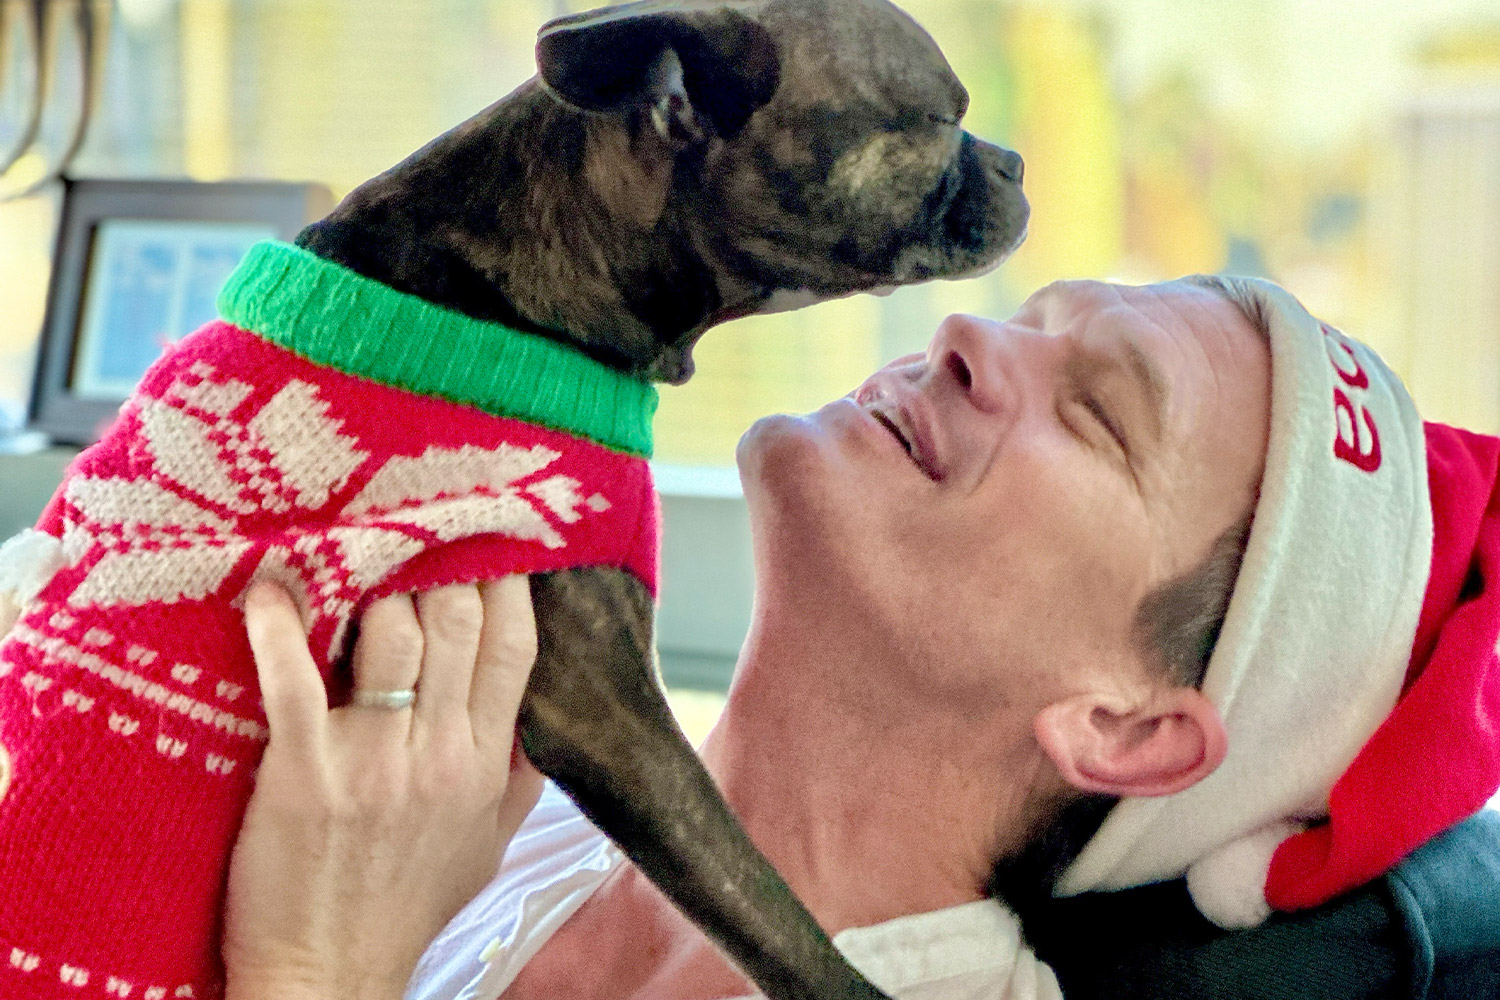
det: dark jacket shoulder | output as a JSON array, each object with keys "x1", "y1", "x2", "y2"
[{"x1": 1018, "y1": 810, "x2": 1500, "y2": 1000}]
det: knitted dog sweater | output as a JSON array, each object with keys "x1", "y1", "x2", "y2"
[{"x1": 0, "y1": 241, "x2": 660, "y2": 999}]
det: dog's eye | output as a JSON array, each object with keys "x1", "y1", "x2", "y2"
[{"x1": 927, "y1": 113, "x2": 960, "y2": 127}]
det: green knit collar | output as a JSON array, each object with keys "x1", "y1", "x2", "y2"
[{"x1": 216, "y1": 241, "x2": 657, "y2": 457}]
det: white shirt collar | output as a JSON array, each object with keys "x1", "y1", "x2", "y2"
[{"x1": 409, "y1": 784, "x2": 1061, "y2": 1000}]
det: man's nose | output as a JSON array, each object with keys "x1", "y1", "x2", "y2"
[{"x1": 927, "y1": 313, "x2": 1015, "y2": 413}]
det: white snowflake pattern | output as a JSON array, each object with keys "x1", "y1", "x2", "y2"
[{"x1": 57, "y1": 362, "x2": 613, "y2": 657}]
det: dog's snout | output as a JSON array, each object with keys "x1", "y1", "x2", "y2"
[{"x1": 996, "y1": 148, "x2": 1024, "y2": 184}]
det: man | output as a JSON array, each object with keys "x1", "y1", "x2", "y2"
[
  {"x1": 421, "y1": 276, "x2": 1273, "y2": 1000},
  {"x1": 10, "y1": 276, "x2": 1499, "y2": 998}
]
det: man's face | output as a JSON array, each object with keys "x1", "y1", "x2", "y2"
[{"x1": 737, "y1": 278, "x2": 1272, "y2": 708}]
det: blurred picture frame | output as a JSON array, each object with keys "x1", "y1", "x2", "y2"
[{"x1": 30, "y1": 178, "x2": 334, "y2": 445}]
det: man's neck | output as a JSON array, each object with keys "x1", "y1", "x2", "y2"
[
  {"x1": 696, "y1": 608, "x2": 1049, "y2": 938},
  {"x1": 510, "y1": 598, "x2": 1054, "y2": 1000}
]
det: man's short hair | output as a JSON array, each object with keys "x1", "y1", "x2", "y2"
[{"x1": 1134, "y1": 513, "x2": 1254, "y2": 688}]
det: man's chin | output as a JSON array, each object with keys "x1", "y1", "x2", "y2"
[
  {"x1": 734, "y1": 418, "x2": 793, "y2": 509},
  {"x1": 738, "y1": 409, "x2": 874, "y2": 521},
  {"x1": 737, "y1": 411, "x2": 823, "y2": 477}
]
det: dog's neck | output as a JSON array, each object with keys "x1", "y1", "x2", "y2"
[
  {"x1": 295, "y1": 80, "x2": 745, "y2": 384},
  {"x1": 218, "y1": 240, "x2": 659, "y2": 456}
]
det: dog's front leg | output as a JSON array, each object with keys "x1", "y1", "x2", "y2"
[{"x1": 522, "y1": 567, "x2": 892, "y2": 1000}]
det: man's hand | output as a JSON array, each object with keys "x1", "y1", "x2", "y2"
[{"x1": 224, "y1": 578, "x2": 545, "y2": 1000}]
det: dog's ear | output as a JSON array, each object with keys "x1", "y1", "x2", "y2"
[{"x1": 537, "y1": 3, "x2": 780, "y2": 145}]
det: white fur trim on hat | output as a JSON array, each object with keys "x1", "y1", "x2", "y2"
[
  {"x1": 1185, "y1": 818, "x2": 1305, "y2": 929},
  {"x1": 1054, "y1": 277, "x2": 1434, "y2": 925}
]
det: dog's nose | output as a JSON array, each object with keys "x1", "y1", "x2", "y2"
[{"x1": 996, "y1": 148, "x2": 1024, "y2": 184}]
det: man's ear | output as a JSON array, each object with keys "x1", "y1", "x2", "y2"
[
  {"x1": 536, "y1": 4, "x2": 781, "y2": 145},
  {"x1": 1033, "y1": 686, "x2": 1227, "y2": 798}
]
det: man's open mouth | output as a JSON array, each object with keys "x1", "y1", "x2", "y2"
[
  {"x1": 871, "y1": 409, "x2": 913, "y2": 456},
  {"x1": 866, "y1": 404, "x2": 938, "y2": 480}
]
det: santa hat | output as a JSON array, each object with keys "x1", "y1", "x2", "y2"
[{"x1": 1054, "y1": 275, "x2": 1500, "y2": 929}]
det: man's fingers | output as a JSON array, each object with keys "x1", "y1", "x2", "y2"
[
  {"x1": 343, "y1": 593, "x2": 424, "y2": 743},
  {"x1": 243, "y1": 583, "x2": 327, "y2": 752},
  {"x1": 413, "y1": 585, "x2": 485, "y2": 729},
  {"x1": 469, "y1": 576, "x2": 538, "y2": 754},
  {"x1": 350, "y1": 594, "x2": 424, "y2": 697}
]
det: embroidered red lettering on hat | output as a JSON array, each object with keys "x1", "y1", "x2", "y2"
[{"x1": 1324, "y1": 326, "x2": 1381, "y2": 473}]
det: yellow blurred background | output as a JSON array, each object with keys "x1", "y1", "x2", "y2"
[
  {"x1": 4, "y1": 0, "x2": 1500, "y2": 730},
  {"x1": 2, "y1": 0, "x2": 1500, "y2": 458}
]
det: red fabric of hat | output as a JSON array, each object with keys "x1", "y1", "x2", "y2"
[{"x1": 1267, "y1": 422, "x2": 1500, "y2": 910}]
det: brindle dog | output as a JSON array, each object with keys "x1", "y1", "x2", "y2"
[{"x1": 297, "y1": 1, "x2": 1028, "y2": 997}]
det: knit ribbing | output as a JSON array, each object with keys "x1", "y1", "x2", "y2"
[{"x1": 216, "y1": 241, "x2": 658, "y2": 457}]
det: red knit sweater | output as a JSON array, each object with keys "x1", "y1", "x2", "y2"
[{"x1": 0, "y1": 242, "x2": 660, "y2": 999}]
